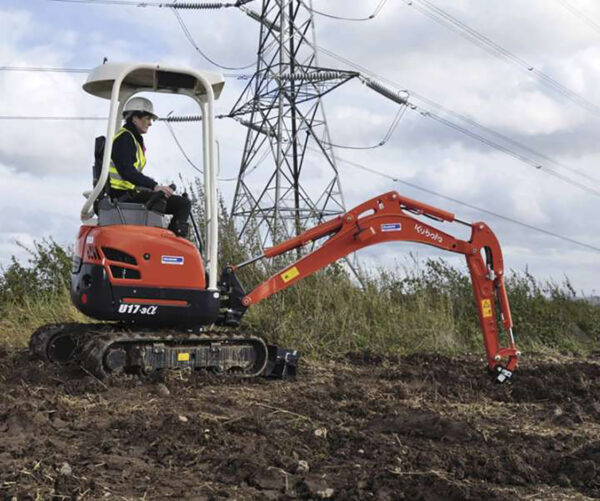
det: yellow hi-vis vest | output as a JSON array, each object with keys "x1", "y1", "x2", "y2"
[{"x1": 109, "y1": 127, "x2": 146, "y2": 191}]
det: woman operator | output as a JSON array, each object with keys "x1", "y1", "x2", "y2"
[{"x1": 109, "y1": 96, "x2": 191, "y2": 238}]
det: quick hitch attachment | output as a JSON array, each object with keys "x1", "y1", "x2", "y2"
[{"x1": 493, "y1": 365, "x2": 514, "y2": 384}]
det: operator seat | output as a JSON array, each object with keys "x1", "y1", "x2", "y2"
[{"x1": 91, "y1": 135, "x2": 166, "y2": 229}]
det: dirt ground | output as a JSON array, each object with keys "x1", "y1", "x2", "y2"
[{"x1": 1, "y1": 346, "x2": 599, "y2": 501}]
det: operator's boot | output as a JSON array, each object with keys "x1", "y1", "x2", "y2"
[{"x1": 168, "y1": 220, "x2": 190, "y2": 238}]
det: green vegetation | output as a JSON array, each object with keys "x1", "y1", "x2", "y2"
[
  {"x1": 1, "y1": 197, "x2": 598, "y2": 357},
  {"x1": 0, "y1": 240, "x2": 87, "y2": 346},
  {"x1": 238, "y1": 256, "x2": 600, "y2": 359}
]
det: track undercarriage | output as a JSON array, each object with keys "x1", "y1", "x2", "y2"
[{"x1": 30, "y1": 323, "x2": 298, "y2": 380}]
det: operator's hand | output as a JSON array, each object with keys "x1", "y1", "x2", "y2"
[{"x1": 154, "y1": 185, "x2": 174, "y2": 198}]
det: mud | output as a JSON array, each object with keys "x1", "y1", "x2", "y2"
[{"x1": 1, "y1": 346, "x2": 599, "y2": 500}]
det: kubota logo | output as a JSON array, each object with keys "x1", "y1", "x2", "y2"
[{"x1": 414, "y1": 224, "x2": 443, "y2": 244}]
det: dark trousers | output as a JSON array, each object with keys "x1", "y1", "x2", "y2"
[{"x1": 111, "y1": 189, "x2": 191, "y2": 231}]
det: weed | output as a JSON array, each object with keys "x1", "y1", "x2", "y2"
[{"x1": 0, "y1": 195, "x2": 598, "y2": 356}]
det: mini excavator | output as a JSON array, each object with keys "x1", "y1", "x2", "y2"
[{"x1": 29, "y1": 63, "x2": 520, "y2": 383}]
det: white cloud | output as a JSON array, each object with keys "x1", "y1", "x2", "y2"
[{"x1": 0, "y1": 0, "x2": 598, "y2": 295}]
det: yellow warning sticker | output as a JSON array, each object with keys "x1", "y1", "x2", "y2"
[
  {"x1": 177, "y1": 353, "x2": 190, "y2": 362},
  {"x1": 281, "y1": 266, "x2": 300, "y2": 283},
  {"x1": 481, "y1": 299, "x2": 493, "y2": 318}
]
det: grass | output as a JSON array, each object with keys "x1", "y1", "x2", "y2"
[
  {"x1": 0, "y1": 288, "x2": 87, "y2": 347},
  {"x1": 1, "y1": 195, "x2": 598, "y2": 358},
  {"x1": 240, "y1": 260, "x2": 600, "y2": 359}
]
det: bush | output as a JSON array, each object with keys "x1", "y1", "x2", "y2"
[
  {"x1": 0, "y1": 239, "x2": 71, "y2": 305},
  {"x1": 0, "y1": 187, "x2": 598, "y2": 356},
  {"x1": 0, "y1": 239, "x2": 86, "y2": 347}
]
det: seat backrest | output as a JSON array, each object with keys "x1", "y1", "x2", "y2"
[
  {"x1": 93, "y1": 136, "x2": 106, "y2": 187},
  {"x1": 92, "y1": 136, "x2": 107, "y2": 216}
]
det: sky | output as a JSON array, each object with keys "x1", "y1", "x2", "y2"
[{"x1": 1, "y1": 0, "x2": 599, "y2": 296}]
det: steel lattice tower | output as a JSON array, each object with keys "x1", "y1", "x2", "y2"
[{"x1": 230, "y1": 0, "x2": 357, "y2": 246}]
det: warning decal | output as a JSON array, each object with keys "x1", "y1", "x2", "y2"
[
  {"x1": 281, "y1": 266, "x2": 300, "y2": 283},
  {"x1": 481, "y1": 299, "x2": 493, "y2": 318}
]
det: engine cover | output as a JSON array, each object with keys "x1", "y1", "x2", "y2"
[{"x1": 71, "y1": 225, "x2": 220, "y2": 327}]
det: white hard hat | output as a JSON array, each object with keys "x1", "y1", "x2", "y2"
[{"x1": 123, "y1": 97, "x2": 158, "y2": 119}]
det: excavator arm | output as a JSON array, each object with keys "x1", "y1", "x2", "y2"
[{"x1": 226, "y1": 191, "x2": 519, "y2": 383}]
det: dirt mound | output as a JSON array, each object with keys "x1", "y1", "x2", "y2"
[{"x1": 1, "y1": 349, "x2": 599, "y2": 500}]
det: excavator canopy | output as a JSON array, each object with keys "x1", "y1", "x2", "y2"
[{"x1": 82, "y1": 62, "x2": 225, "y2": 100}]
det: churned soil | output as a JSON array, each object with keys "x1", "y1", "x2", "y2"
[{"x1": 1, "y1": 345, "x2": 599, "y2": 500}]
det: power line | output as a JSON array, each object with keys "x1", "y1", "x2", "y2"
[
  {"x1": 47, "y1": 0, "x2": 244, "y2": 8},
  {"x1": 0, "y1": 114, "x2": 233, "y2": 121},
  {"x1": 48, "y1": 0, "x2": 169, "y2": 5},
  {"x1": 403, "y1": 0, "x2": 600, "y2": 120},
  {"x1": 4, "y1": 60, "x2": 599, "y2": 196},
  {"x1": 48, "y1": 0, "x2": 259, "y2": 72},
  {"x1": 0, "y1": 116, "x2": 105, "y2": 120},
  {"x1": 420, "y1": 110, "x2": 600, "y2": 199},
  {"x1": 170, "y1": 8, "x2": 257, "y2": 70},
  {"x1": 165, "y1": 115, "x2": 268, "y2": 180},
  {"x1": 324, "y1": 104, "x2": 408, "y2": 150},
  {"x1": 555, "y1": 0, "x2": 600, "y2": 36},
  {"x1": 408, "y1": 90, "x2": 600, "y2": 185},
  {"x1": 162, "y1": 119, "x2": 238, "y2": 181},
  {"x1": 327, "y1": 151, "x2": 600, "y2": 254},
  {"x1": 0, "y1": 65, "x2": 252, "y2": 79},
  {"x1": 299, "y1": 0, "x2": 389, "y2": 22},
  {"x1": 0, "y1": 66, "x2": 89, "y2": 73},
  {"x1": 309, "y1": 43, "x2": 600, "y2": 194},
  {"x1": 6, "y1": 86, "x2": 598, "y2": 198}
]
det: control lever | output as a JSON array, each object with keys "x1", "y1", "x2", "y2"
[{"x1": 145, "y1": 184, "x2": 176, "y2": 212}]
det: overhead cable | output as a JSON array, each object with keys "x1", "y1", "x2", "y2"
[
  {"x1": 171, "y1": 8, "x2": 257, "y2": 70},
  {"x1": 554, "y1": 0, "x2": 600, "y2": 36},
  {"x1": 326, "y1": 151, "x2": 600, "y2": 254},
  {"x1": 309, "y1": 43, "x2": 600, "y2": 192},
  {"x1": 47, "y1": 0, "x2": 241, "y2": 8},
  {"x1": 0, "y1": 65, "x2": 252, "y2": 79},
  {"x1": 324, "y1": 104, "x2": 408, "y2": 150},
  {"x1": 428, "y1": 111, "x2": 600, "y2": 198},
  {"x1": 0, "y1": 116, "x2": 106, "y2": 120},
  {"x1": 299, "y1": 0, "x2": 389, "y2": 22},
  {"x1": 0, "y1": 114, "x2": 231, "y2": 121},
  {"x1": 409, "y1": 89, "x2": 600, "y2": 185},
  {"x1": 48, "y1": 0, "x2": 260, "y2": 69},
  {"x1": 162, "y1": 119, "x2": 238, "y2": 181},
  {"x1": 0, "y1": 66, "x2": 89, "y2": 73},
  {"x1": 403, "y1": 0, "x2": 600, "y2": 119}
]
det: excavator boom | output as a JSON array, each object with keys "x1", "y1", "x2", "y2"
[{"x1": 231, "y1": 191, "x2": 519, "y2": 382}]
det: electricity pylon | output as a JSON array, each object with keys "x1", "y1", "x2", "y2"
[{"x1": 230, "y1": 0, "x2": 357, "y2": 246}]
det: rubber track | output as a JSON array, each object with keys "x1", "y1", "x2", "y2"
[{"x1": 30, "y1": 323, "x2": 268, "y2": 379}]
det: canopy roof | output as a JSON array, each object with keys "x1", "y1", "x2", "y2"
[{"x1": 82, "y1": 62, "x2": 225, "y2": 100}]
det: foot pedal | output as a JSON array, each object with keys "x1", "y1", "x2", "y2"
[{"x1": 264, "y1": 345, "x2": 300, "y2": 378}]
